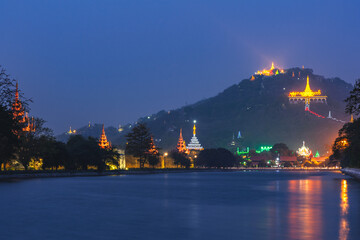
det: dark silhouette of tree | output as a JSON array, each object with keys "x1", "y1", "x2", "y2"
[
  {"x1": 332, "y1": 119, "x2": 360, "y2": 168},
  {"x1": 66, "y1": 135, "x2": 103, "y2": 170},
  {"x1": 125, "y1": 123, "x2": 152, "y2": 168},
  {"x1": 170, "y1": 151, "x2": 191, "y2": 168},
  {"x1": 16, "y1": 117, "x2": 53, "y2": 170},
  {"x1": 345, "y1": 79, "x2": 360, "y2": 116},
  {"x1": 0, "y1": 106, "x2": 19, "y2": 171},
  {"x1": 147, "y1": 155, "x2": 160, "y2": 168},
  {"x1": 271, "y1": 143, "x2": 292, "y2": 156},
  {"x1": 37, "y1": 136, "x2": 67, "y2": 170},
  {"x1": 195, "y1": 148, "x2": 236, "y2": 168}
]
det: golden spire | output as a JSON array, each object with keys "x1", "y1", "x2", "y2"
[
  {"x1": 270, "y1": 62, "x2": 275, "y2": 70},
  {"x1": 193, "y1": 121, "x2": 196, "y2": 136},
  {"x1": 350, "y1": 114, "x2": 354, "y2": 123},
  {"x1": 304, "y1": 76, "x2": 312, "y2": 92}
]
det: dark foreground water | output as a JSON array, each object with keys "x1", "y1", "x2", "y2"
[{"x1": 0, "y1": 171, "x2": 359, "y2": 240}]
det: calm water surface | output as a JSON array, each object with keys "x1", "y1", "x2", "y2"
[{"x1": 0, "y1": 171, "x2": 359, "y2": 240}]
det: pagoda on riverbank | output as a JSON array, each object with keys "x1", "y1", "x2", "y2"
[
  {"x1": 99, "y1": 124, "x2": 111, "y2": 149},
  {"x1": 187, "y1": 121, "x2": 204, "y2": 151},
  {"x1": 177, "y1": 129, "x2": 189, "y2": 154},
  {"x1": 12, "y1": 82, "x2": 35, "y2": 133}
]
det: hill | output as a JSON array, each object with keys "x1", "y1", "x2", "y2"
[{"x1": 57, "y1": 67, "x2": 353, "y2": 154}]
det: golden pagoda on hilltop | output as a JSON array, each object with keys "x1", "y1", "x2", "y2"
[
  {"x1": 99, "y1": 124, "x2": 111, "y2": 149},
  {"x1": 12, "y1": 82, "x2": 35, "y2": 133},
  {"x1": 177, "y1": 129, "x2": 189, "y2": 154},
  {"x1": 255, "y1": 62, "x2": 284, "y2": 76},
  {"x1": 288, "y1": 76, "x2": 327, "y2": 111}
]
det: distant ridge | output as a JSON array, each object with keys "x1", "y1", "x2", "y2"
[{"x1": 56, "y1": 67, "x2": 353, "y2": 154}]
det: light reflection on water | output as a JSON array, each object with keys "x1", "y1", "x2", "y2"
[
  {"x1": 287, "y1": 179, "x2": 323, "y2": 240},
  {"x1": 0, "y1": 171, "x2": 359, "y2": 240},
  {"x1": 339, "y1": 179, "x2": 349, "y2": 240}
]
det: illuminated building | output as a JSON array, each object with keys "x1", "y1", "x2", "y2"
[
  {"x1": 98, "y1": 124, "x2": 111, "y2": 149},
  {"x1": 350, "y1": 114, "x2": 354, "y2": 123},
  {"x1": 187, "y1": 120, "x2": 204, "y2": 151},
  {"x1": 256, "y1": 146, "x2": 272, "y2": 153},
  {"x1": 12, "y1": 82, "x2": 35, "y2": 133},
  {"x1": 230, "y1": 133, "x2": 236, "y2": 146},
  {"x1": 12, "y1": 82, "x2": 25, "y2": 122},
  {"x1": 147, "y1": 136, "x2": 158, "y2": 155},
  {"x1": 254, "y1": 62, "x2": 285, "y2": 76},
  {"x1": 22, "y1": 114, "x2": 35, "y2": 132},
  {"x1": 297, "y1": 141, "x2": 312, "y2": 157},
  {"x1": 288, "y1": 76, "x2": 327, "y2": 111},
  {"x1": 67, "y1": 126, "x2": 76, "y2": 135},
  {"x1": 238, "y1": 131, "x2": 242, "y2": 139},
  {"x1": 176, "y1": 129, "x2": 189, "y2": 153}
]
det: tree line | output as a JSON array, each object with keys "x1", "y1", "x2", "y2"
[
  {"x1": 0, "y1": 66, "x2": 118, "y2": 171},
  {"x1": 332, "y1": 79, "x2": 360, "y2": 168}
]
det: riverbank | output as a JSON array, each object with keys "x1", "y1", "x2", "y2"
[
  {"x1": 0, "y1": 167, "x2": 341, "y2": 180},
  {"x1": 341, "y1": 168, "x2": 360, "y2": 180}
]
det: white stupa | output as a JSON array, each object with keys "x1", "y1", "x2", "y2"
[{"x1": 187, "y1": 120, "x2": 204, "y2": 151}]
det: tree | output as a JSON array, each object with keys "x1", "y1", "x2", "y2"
[
  {"x1": 125, "y1": 123, "x2": 152, "y2": 168},
  {"x1": 66, "y1": 135, "x2": 103, "y2": 170},
  {"x1": 195, "y1": 148, "x2": 236, "y2": 169},
  {"x1": 0, "y1": 106, "x2": 18, "y2": 171},
  {"x1": 147, "y1": 155, "x2": 160, "y2": 168},
  {"x1": 37, "y1": 136, "x2": 67, "y2": 170},
  {"x1": 170, "y1": 151, "x2": 191, "y2": 168},
  {"x1": 271, "y1": 143, "x2": 292, "y2": 156},
  {"x1": 331, "y1": 120, "x2": 360, "y2": 168},
  {"x1": 345, "y1": 79, "x2": 360, "y2": 116},
  {"x1": 16, "y1": 117, "x2": 53, "y2": 170}
]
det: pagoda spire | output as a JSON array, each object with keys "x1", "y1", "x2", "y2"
[
  {"x1": 304, "y1": 76, "x2": 312, "y2": 92},
  {"x1": 270, "y1": 62, "x2": 274, "y2": 70},
  {"x1": 193, "y1": 121, "x2": 196, "y2": 136},
  {"x1": 12, "y1": 81, "x2": 25, "y2": 122},
  {"x1": 99, "y1": 124, "x2": 111, "y2": 149},
  {"x1": 147, "y1": 136, "x2": 158, "y2": 155},
  {"x1": 177, "y1": 129, "x2": 188, "y2": 153},
  {"x1": 350, "y1": 114, "x2": 354, "y2": 123}
]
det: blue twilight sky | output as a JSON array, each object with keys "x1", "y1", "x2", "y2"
[{"x1": 0, "y1": 0, "x2": 359, "y2": 134}]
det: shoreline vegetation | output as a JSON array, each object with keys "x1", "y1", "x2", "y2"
[
  {"x1": 0, "y1": 167, "x2": 343, "y2": 181},
  {"x1": 1, "y1": 69, "x2": 360, "y2": 178}
]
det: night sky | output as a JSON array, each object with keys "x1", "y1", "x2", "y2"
[{"x1": 0, "y1": 0, "x2": 359, "y2": 134}]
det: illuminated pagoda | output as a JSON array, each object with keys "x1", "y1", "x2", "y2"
[
  {"x1": 22, "y1": 114, "x2": 35, "y2": 132},
  {"x1": 99, "y1": 124, "x2": 111, "y2": 149},
  {"x1": 288, "y1": 76, "x2": 327, "y2": 111},
  {"x1": 147, "y1": 136, "x2": 159, "y2": 155},
  {"x1": 255, "y1": 62, "x2": 284, "y2": 76},
  {"x1": 12, "y1": 82, "x2": 35, "y2": 133},
  {"x1": 177, "y1": 129, "x2": 189, "y2": 153},
  {"x1": 296, "y1": 141, "x2": 312, "y2": 158},
  {"x1": 12, "y1": 82, "x2": 25, "y2": 122},
  {"x1": 187, "y1": 121, "x2": 204, "y2": 151},
  {"x1": 67, "y1": 126, "x2": 76, "y2": 135}
]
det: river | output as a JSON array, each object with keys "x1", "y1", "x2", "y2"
[{"x1": 0, "y1": 171, "x2": 359, "y2": 240}]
